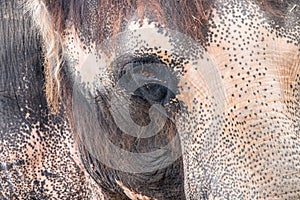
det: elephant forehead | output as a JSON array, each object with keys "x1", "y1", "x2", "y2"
[{"x1": 207, "y1": 0, "x2": 299, "y2": 101}]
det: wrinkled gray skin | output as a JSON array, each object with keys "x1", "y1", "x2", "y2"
[
  {"x1": 1, "y1": 0, "x2": 300, "y2": 199},
  {"x1": 0, "y1": 1, "x2": 99, "y2": 199}
]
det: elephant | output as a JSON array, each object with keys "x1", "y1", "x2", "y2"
[{"x1": 1, "y1": 0, "x2": 299, "y2": 199}]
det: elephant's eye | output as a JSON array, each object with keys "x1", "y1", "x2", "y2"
[
  {"x1": 118, "y1": 58, "x2": 178, "y2": 108},
  {"x1": 134, "y1": 82, "x2": 175, "y2": 106}
]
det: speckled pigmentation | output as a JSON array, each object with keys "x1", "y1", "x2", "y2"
[{"x1": 1, "y1": 0, "x2": 299, "y2": 199}]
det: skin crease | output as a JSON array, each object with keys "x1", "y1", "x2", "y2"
[{"x1": 1, "y1": 0, "x2": 299, "y2": 200}]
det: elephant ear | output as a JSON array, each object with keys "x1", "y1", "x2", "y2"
[{"x1": 25, "y1": 0, "x2": 64, "y2": 113}]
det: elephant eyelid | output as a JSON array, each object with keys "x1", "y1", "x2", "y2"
[{"x1": 114, "y1": 54, "x2": 164, "y2": 78}]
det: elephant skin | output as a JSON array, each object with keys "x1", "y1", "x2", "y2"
[{"x1": 0, "y1": 0, "x2": 299, "y2": 199}]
